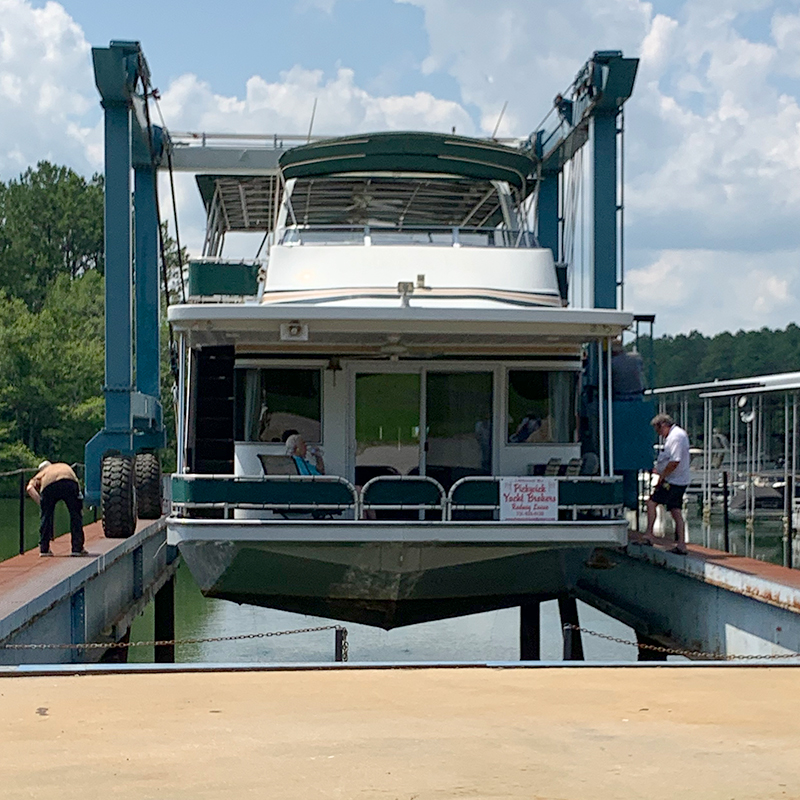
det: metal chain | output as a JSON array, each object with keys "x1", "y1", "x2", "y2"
[
  {"x1": 1, "y1": 625, "x2": 348, "y2": 662},
  {"x1": 564, "y1": 624, "x2": 800, "y2": 661}
]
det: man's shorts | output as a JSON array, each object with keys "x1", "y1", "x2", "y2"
[{"x1": 650, "y1": 482, "x2": 687, "y2": 511}]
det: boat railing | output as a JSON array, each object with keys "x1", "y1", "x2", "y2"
[
  {"x1": 278, "y1": 225, "x2": 536, "y2": 249},
  {"x1": 171, "y1": 474, "x2": 359, "y2": 517},
  {"x1": 447, "y1": 476, "x2": 624, "y2": 521},
  {"x1": 360, "y1": 475, "x2": 446, "y2": 520},
  {"x1": 170, "y1": 473, "x2": 624, "y2": 521}
]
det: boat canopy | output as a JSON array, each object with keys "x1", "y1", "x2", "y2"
[{"x1": 278, "y1": 132, "x2": 537, "y2": 192}]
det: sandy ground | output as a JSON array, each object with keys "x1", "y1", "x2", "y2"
[{"x1": 1, "y1": 666, "x2": 798, "y2": 799}]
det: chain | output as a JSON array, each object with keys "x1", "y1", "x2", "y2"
[
  {"x1": 1, "y1": 625, "x2": 348, "y2": 662},
  {"x1": 564, "y1": 624, "x2": 800, "y2": 661}
]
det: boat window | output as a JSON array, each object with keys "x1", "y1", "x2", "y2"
[
  {"x1": 355, "y1": 373, "x2": 421, "y2": 481},
  {"x1": 507, "y1": 370, "x2": 576, "y2": 444},
  {"x1": 426, "y1": 372, "x2": 493, "y2": 489},
  {"x1": 234, "y1": 368, "x2": 321, "y2": 443}
]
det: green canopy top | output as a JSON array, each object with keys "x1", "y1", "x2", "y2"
[{"x1": 278, "y1": 131, "x2": 537, "y2": 192}]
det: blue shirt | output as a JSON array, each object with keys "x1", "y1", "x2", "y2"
[{"x1": 292, "y1": 456, "x2": 321, "y2": 476}]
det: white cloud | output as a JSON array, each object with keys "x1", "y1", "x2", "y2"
[
  {"x1": 626, "y1": 248, "x2": 800, "y2": 333},
  {"x1": 0, "y1": 0, "x2": 97, "y2": 177}
]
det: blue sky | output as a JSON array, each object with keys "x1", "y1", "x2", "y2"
[{"x1": 4, "y1": 0, "x2": 800, "y2": 336}]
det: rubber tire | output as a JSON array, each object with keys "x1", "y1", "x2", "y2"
[
  {"x1": 135, "y1": 452, "x2": 162, "y2": 519},
  {"x1": 101, "y1": 454, "x2": 137, "y2": 539}
]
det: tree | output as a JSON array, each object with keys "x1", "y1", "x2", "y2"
[{"x1": 0, "y1": 162, "x2": 103, "y2": 310}]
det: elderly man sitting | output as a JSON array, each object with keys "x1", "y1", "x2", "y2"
[{"x1": 285, "y1": 434, "x2": 325, "y2": 476}]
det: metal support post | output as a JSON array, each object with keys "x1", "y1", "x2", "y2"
[
  {"x1": 558, "y1": 596, "x2": 584, "y2": 661},
  {"x1": 520, "y1": 601, "x2": 541, "y2": 661},
  {"x1": 722, "y1": 471, "x2": 730, "y2": 553},
  {"x1": 535, "y1": 171, "x2": 559, "y2": 260},
  {"x1": 154, "y1": 575, "x2": 175, "y2": 663},
  {"x1": 636, "y1": 632, "x2": 667, "y2": 661},
  {"x1": 18, "y1": 471, "x2": 25, "y2": 555},
  {"x1": 70, "y1": 589, "x2": 86, "y2": 663},
  {"x1": 133, "y1": 166, "x2": 161, "y2": 400},
  {"x1": 335, "y1": 628, "x2": 346, "y2": 662},
  {"x1": 590, "y1": 110, "x2": 618, "y2": 309}
]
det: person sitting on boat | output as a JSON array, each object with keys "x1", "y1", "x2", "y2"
[
  {"x1": 285, "y1": 434, "x2": 325, "y2": 475},
  {"x1": 643, "y1": 414, "x2": 690, "y2": 554},
  {"x1": 510, "y1": 413, "x2": 543, "y2": 443}
]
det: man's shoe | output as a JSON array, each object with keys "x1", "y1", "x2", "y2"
[
  {"x1": 39, "y1": 550, "x2": 54, "y2": 557},
  {"x1": 71, "y1": 548, "x2": 90, "y2": 557}
]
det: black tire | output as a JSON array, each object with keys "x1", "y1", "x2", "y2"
[
  {"x1": 135, "y1": 452, "x2": 162, "y2": 519},
  {"x1": 101, "y1": 455, "x2": 136, "y2": 538}
]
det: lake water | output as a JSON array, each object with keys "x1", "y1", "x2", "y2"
[{"x1": 0, "y1": 497, "x2": 788, "y2": 664}]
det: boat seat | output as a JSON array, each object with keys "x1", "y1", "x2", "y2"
[
  {"x1": 258, "y1": 455, "x2": 300, "y2": 475},
  {"x1": 564, "y1": 458, "x2": 582, "y2": 477},
  {"x1": 360, "y1": 476, "x2": 445, "y2": 520}
]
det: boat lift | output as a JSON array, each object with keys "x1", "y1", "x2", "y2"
[{"x1": 84, "y1": 41, "x2": 648, "y2": 537}]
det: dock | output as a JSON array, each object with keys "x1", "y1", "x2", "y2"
[
  {"x1": 0, "y1": 664, "x2": 798, "y2": 799},
  {"x1": 0, "y1": 518, "x2": 174, "y2": 663}
]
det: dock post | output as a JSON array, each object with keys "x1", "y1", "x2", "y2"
[
  {"x1": 520, "y1": 601, "x2": 541, "y2": 660},
  {"x1": 786, "y1": 474, "x2": 794, "y2": 570},
  {"x1": 18, "y1": 471, "x2": 25, "y2": 555},
  {"x1": 636, "y1": 632, "x2": 667, "y2": 661},
  {"x1": 154, "y1": 575, "x2": 175, "y2": 663},
  {"x1": 334, "y1": 627, "x2": 345, "y2": 662},
  {"x1": 722, "y1": 471, "x2": 730, "y2": 553},
  {"x1": 558, "y1": 596, "x2": 584, "y2": 661}
]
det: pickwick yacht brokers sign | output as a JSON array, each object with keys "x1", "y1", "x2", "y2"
[{"x1": 499, "y1": 478, "x2": 558, "y2": 521}]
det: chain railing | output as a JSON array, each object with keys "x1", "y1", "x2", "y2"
[
  {"x1": 0, "y1": 624, "x2": 349, "y2": 662},
  {"x1": 564, "y1": 624, "x2": 800, "y2": 661}
]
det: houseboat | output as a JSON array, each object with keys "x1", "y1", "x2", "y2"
[{"x1": 165, "y1": 131, "x2": 651, "y2": 629}]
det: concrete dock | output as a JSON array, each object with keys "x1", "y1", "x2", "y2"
[
  {"x1": 0, "y1": 519, "x2": 173, "y2": 662},
  {"x1": 0, "y1": 665, "x2": 798, "y2": 799}
]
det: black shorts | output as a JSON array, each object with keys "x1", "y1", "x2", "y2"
[{"x1": 650, "y1": 482, "x2": 687, "y2": 511}]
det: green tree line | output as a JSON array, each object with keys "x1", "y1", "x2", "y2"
[
  {"x1": 637, "y1": 327, "x2": 800, "y2": 389},
  {"x1": 0, "y1": 161, "x2": 181, "y2": 473}
]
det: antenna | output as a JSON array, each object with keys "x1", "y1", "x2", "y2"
[
  {"x1": 491, "y1": 100, "x2": 508, "y2": 139},
  {"x1": 306, "y1": 97, "x2": 318, "y2": 143}
]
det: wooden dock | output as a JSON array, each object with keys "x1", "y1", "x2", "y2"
[{"x1": 0, "y1": 665, "x2": 798, "y2": 799}]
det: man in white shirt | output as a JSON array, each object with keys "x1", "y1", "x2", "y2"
[{"x1": 644, "y1": 414, "x2": 691, "y2": 554}]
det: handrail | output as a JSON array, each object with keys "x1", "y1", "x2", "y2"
[
  {"x1": 278, "y1": 224, "x2": 536, "y2": 249},
  {"x1": 169, "y1": 473, "x2": 624, "y2": 522},
  {"x1": 360, "y1": 475, "x2": 446, "y2": 520},
  {"x1": 447, "y1": 474, "x2": 624, "y2": 521}
]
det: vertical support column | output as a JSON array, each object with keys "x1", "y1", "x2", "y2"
[
  {"x1": 535, "y1": 171, "x2": 559, "y2": 259},
  {"x1": 70, "y1": 589, "x2": 86, "y2": 664},
  {"x1": 590, "y1": 110, "x2": 618, "y2": 309},
  {"x1": 558, "y1": 596, "x2": 584, "y2": 661},
  {"x1": 520, "y1": 600, "x2": 541, "y2": 661},
  {"x1": 133, "y1": 166, "x2": 161, "y2": 400},
  {"x1": 103, "y1": 102, "x2": 134, "y2": 432},
  {"x1": 154, "y1": 575, "x2": 175, "y2": 663}
]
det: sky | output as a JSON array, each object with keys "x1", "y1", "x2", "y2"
[{"x1": 1, "y1": 0, "x2": 800, "y2": 337}]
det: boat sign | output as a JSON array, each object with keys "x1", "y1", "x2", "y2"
[{"x1": 499, "y1": 478, "x2": 559, "y2": 521}]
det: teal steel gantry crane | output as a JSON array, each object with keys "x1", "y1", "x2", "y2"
[{"x1": 85, "y1": 41, "x2": 166, "y2": 536}]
